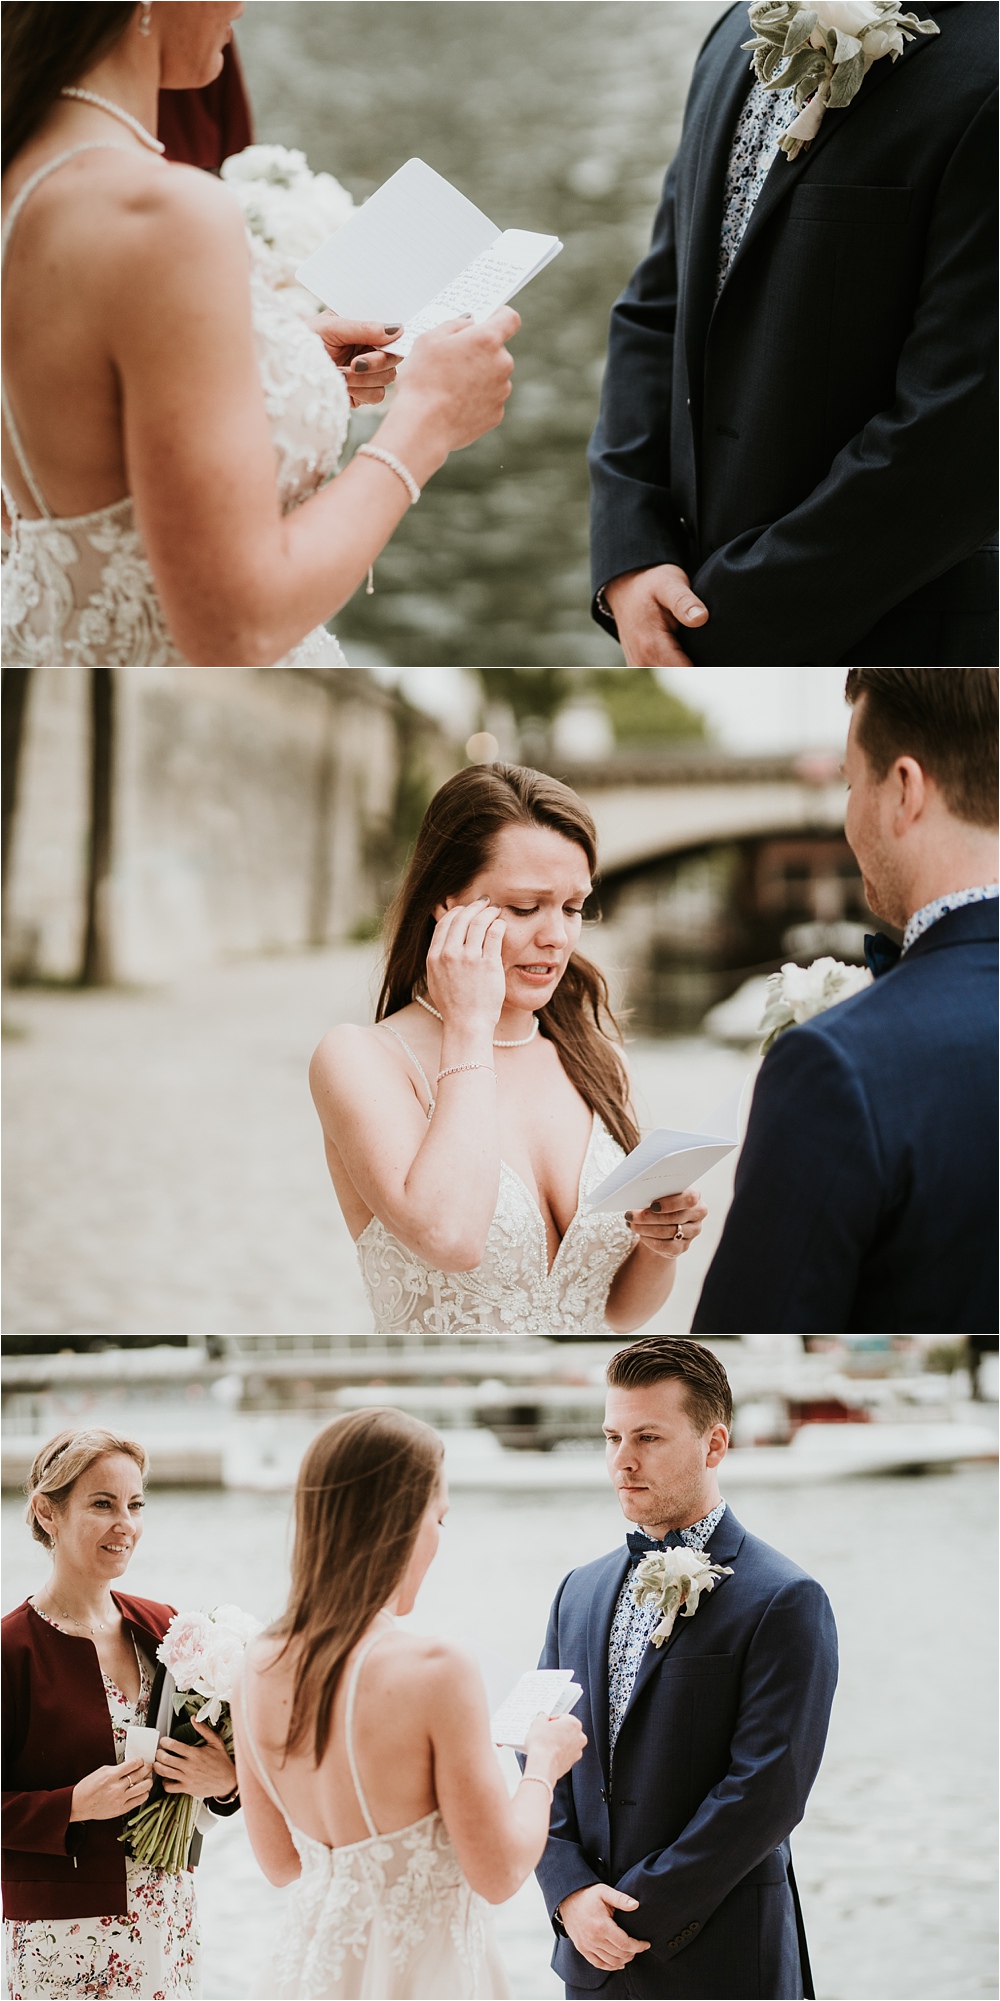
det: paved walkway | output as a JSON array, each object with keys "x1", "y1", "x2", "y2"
[{"x1": 3, "y1": 948, "x2": 752, "y2": 1334}]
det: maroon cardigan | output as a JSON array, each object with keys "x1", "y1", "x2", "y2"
[{"x1": 2, "y1": 1592, "x2": 175, "y2": 1920}]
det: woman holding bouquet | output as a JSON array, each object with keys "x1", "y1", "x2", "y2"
[
  {"x1": 2, "y1": 1427, "x2": 238, "y2": 2000},
  {"x1": 1, "y1": 2, "x2": 518, "y2": 664},
  {"x1": 235, "y1": 1407, "x2": 586, "y2": 1999}
]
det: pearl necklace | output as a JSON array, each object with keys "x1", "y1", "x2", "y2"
[
  {"x1": 413, "y1": 991, "x2": 539, "y2": 1047},
  {"x1": 60, "y1": 88, "x2": 165, "y2": 154}
]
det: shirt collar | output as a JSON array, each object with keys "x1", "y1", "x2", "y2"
[
  {"x1": 902, "y1": 883, "x2": 998, "y2": 954},
  {"x1": 631, "y1": 1498, "x2": 727, "y2": 1555}
]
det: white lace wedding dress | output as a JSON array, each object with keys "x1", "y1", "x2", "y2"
[
  {"x1": 356, "y1": 1026, "x2": 636, "y2": 1333},
  {"x1": 1, "y1": 144, "x2": 349, "y2": 666},
  {"x1": 236, "y1": 1631, "x2": 510, "y2": 2001}
]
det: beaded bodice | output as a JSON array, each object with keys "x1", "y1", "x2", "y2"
[{"x1": 357, "y1": 1112, "x2": 636, "y2": 1334}]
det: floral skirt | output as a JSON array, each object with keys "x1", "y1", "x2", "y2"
[{"x1": 4, "y1": 1861, "x2": 199, "y2": 2000}]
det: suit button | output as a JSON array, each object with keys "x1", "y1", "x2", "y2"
[
  {"x1": 686, "y1": 397, "x2": 691, "y2": 408},
  {"x1": 678, "y1": 516, "x2": 687, "y2": 530}
]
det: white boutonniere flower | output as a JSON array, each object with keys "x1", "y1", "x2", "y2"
[
  {"x1": 758, "y1": 955, "x2": 873, "y2": 1053},
  {"x1": 631, "y1": 1548, "x2": 735, "y2": 1648},
  {"x1": 743, "y1": 1, "x2": 940, "y2": 159}
]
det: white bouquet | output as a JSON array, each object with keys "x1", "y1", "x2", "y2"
[
  {"x1": 121, "y1": 1603, "x2": 262, "y2": 1873},
  {"x1": 758, "y1": 956, "x2": 873, "y2": 1053},
  {"x1": 744, "y1": 1, "x2": 939, "y2": 157},
  {"x1": 221, "y1": 143, "x2": 355, "y2": 309}
]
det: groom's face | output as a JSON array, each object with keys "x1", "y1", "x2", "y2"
[
  {"x1": 603, "y1": 1380, "x2": 727, "y2": 1536},
  {"x1": 843, "y1": 698, "x2": 909, "y2": 928}
]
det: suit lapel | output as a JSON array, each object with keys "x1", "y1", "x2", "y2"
[
  {"x1": 588, "y1": 1548, "x2": 631, "y2": 1784},
  {"x1": 615, "y1": 1506, "x2": 747, "y2": 1741},
  {"x1": 682, "y1": 15, "x2": 756, "y2": 417},
  {"x1": 722, "y1": 4, "x2": 957, "y2": 293}
]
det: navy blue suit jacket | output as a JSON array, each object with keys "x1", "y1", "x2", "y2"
[
  {"x1": 534, "y1": 1509, "x2": 838, "y2": 2000},
  {"x1": 693, "y1": 900, "x2": 999, "y2": 1333},
  {"x1": 589, "y1": 2, "x2": 998, "y2": 664}
]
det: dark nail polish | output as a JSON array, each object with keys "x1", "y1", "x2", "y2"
[
  {"x1": 624, "y1": 1212, "x2": 633, "y2": 1223},
  {"x1": 354, "y1": 359, "x2": 369, "y2": 373},
  {"x1": 650, "y1": 1201, "x2": 661, "y2": 1212},
  {"x1": 383, "y1": 324, "x2": 403, "y2": 335}
]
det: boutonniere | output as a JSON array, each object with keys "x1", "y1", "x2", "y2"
[
  {"x1": 757, "y1": 955, "x2": 873, "y2": 1053},
  {"x1": 743, "y1": 2, "x2": 940, "y2": 159},
  {"x1": 631, "y1": 1548, "x2": 734, "y2": 1649}
]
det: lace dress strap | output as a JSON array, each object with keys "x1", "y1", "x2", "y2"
[
  {"x1": 1, "y1": 143, "x2": 135, "y2": 520},
  {"x1": 382, "y1": 1025, "x2": 436, "y2": 1119},
  {"x1": 344, "y1": 1628, "x2": 392, "y2": 1839}
]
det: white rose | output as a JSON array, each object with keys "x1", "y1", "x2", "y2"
[
  {"x1": 810, "y1": 2, "x2": 882, "y2": 34},
  {"x1": 863, "y1": 24, "x2": 905, "y2": 57}
]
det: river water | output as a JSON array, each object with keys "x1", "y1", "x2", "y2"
[
  {"x1": 233, "y1": 2, "x2": 728, "y2": 667},
  {"x1": 3, "y1": 1464, "x2": 996, "y2": 2001}
]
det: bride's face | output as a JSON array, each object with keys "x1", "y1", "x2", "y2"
[
  {"x1": 394, "y1": 1477, "x2": 450, "y2": 1616},
  {"x1": 448, "y1": 823, "x2": 592, "y2": 1012}
]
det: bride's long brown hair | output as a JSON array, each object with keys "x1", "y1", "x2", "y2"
[
  {"x1": 269, "y1": 1409, "x2": 445, "y2": 1766},
  {"x1": 377, "y1": 762, "x2": 639, "y2": 1155}
]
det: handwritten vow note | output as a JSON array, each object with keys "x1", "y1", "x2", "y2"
[
  {"x1": 490, "y1": 1669, "x2": 582, "y2": 1752},
  {"x1": 296, "y1": 157, "x2": 562, "y2": 352},
  {"x1": 586, "y1": 1083, "x2": 748, "y2": 1213}
]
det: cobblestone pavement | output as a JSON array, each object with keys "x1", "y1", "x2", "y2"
[{"x1": 3, "y1": 948, "x2": 752, "y2": 1334}]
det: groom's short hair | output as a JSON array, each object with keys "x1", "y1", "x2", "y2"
[
  {"x1": 845, "y1": 669, "x2": 998, "y2": 827},
  {"x1": 606, "y1": 1338, "x2": 732, "y2": 1434}
]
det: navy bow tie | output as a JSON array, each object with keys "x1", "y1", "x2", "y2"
[
  {"x1": 863, "y1": 932, "x2": 903, "y2": 980},
  {"x1": 627, "y1": 1529, "x2": 687, "y2": 1567}
]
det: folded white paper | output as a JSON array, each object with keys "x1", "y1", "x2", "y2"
[
  {"x1": 296, "y1": 157, "x2": 562, "y2": 354},
  {"x1": 586, "y1": 1082, "x2": 748, "y2": 1214},
  {"x1": 124, "y1": 1724, "x2": 160, "y2": 1765},
  {"x1": 490, "y1": 1668, "x2": 582, "y2": 1752}
]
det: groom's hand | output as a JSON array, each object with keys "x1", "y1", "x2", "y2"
[
  {"x1": 559, "y1": 1883, "x2": 651, "y2": 1972},
  {"x1": 603, "y1": 564, "x2": 708, "y2": 665}
]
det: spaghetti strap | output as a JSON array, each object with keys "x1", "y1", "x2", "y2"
[
  {"x1": 235, "y1": 1668, "x2": 295, "y2": 1827},
  {"x1": 344, "y1": 1631, "x2": 389, "y2": 1839},
  {"x1": 382, "y1": 1024, "x2": 436, "y2": 1119},
  {"x1": 1, "y1": 143, "x2": 136, "y2": 519}
]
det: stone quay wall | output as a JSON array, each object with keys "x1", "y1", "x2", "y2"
[{"x1": 4, "y1": 669, "x2": 452, "y2": 986}]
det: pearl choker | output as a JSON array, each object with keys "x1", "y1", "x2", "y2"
[
  {"x1": 413, "y1": 992, "x2": 539, "y2": 1048},
  {"x1": 60, "y1": 88, "x2": 165, "y2": 154}
]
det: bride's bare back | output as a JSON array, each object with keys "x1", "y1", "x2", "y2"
[{"x1": 243, "y1": 1625, "x2": 443, "y2": 1849}]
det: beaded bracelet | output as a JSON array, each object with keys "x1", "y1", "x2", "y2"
[
  {"x1": 356, "y1": 443, "x2": 421, "y2": 504},
  {"x1": 519, "y1": 1773, "x2": 554, "y2": 1805},
  {"x1": 356, "y1": 443, "x2": 421, "y2": 595},
  {"x1": 436, "y1": 1062, "x2": 496, "y2": 1083}
]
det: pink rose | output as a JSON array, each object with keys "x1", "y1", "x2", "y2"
[{"x1": 158, "y1": 1610, "x2": 212, "y2": 1690}]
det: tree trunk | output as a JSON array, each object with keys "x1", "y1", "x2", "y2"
[
  {"x1": 81, "y1": 668, "x2": 116, "y2": 986},
  {"x1": 1, "y1": 668, "x2": 33, "y2": 899}
]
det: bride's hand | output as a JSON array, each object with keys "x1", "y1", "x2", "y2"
[
  {"x1": 312, "y1": 314, "x2": 403, "y2": 406},
  {"x1": 425, "y1": 897, "x2": 507, "y2": 1032},
  {"x1": 398, "y1": 308, "x2": 520, "y2": 451},
  {"x1": 625, "y1": 1187, "x2": 707, "y2": 1258},
  {"x1": 523, "y1": 1711, "x2": 587, "y2": 1784}
]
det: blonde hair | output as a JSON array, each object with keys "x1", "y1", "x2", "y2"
[
  {"x1": 270, "y1": 1408, "x2": 445, "y2": 1766},
  {"x1": 25, "y1": 1427, "x2": 149, "y2": 1548}
]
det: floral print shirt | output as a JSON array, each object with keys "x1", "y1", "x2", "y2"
[{"x1": 607, "y1": 1500, "x2": 728, "y2": 1761}]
